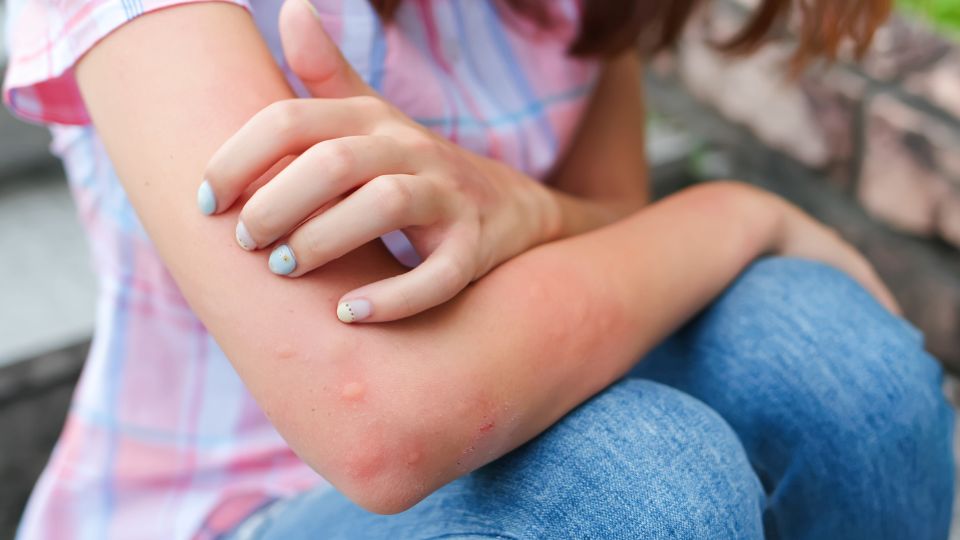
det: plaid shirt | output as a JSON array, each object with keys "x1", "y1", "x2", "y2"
[{"x1": 3, "y1": 0, "x2": 599, "y2": 538}]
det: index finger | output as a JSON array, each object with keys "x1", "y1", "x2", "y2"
[{"x1": 199, "y1": 96, "x2": 378, "y2": 214}]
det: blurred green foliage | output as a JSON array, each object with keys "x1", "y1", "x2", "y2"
[{"x1": 899, "y1": 0, "x2": 960, "y2": 33}]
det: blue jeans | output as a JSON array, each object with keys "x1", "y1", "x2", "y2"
[{"x1": 231, "y1": 258, "x2": 955, "y2": 539}]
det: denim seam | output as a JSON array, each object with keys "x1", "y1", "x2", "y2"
[{"x1": 425, "y1": 532, "x2": 521, "y2": 540}]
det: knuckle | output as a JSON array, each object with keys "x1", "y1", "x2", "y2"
[
  {"x1": 432, "y1": 255, "x2": 469, "y2": 291},
  {"x1": 374, "y1": 176, "x2": 413, "y2": 220},
  {"x1": 312, "y1": 141, "x2": 356, "y2": 181},
  {"x1": 404, "y1": 130, "x2": 440, "y2": 155},
  {"x1": 265, "y1": 99, "x2": 305, "y2": 137},
  {"x1": 349, "y1": 95, "x2": 390, "y2": 118}
]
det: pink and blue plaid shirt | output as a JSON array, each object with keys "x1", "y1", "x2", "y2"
[{"x1": 3, "y1": 0, "x2": 599, "y2": 538}]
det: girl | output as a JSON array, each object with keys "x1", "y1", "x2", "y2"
[{"x1": 4, "y1": 0, "x2": 953, "y2": 538}]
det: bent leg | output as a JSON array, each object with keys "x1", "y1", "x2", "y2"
[
  {"x1": 235, "y1": 380, "x2": 764, "y2": 540},
  {"x1": 633, "y1": 257, "x2": 955, "y2": 540}
]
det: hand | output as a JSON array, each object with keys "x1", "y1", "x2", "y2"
[
  {"x1": 755, "y1": 185, "x2": 901, "y2": 315},
  {"x1": 198, "y1": 0, "x2": 559, "y2": 323}
]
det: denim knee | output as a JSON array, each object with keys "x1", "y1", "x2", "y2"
[
  {"x1": 463, "y1": 379, "x2": 765, "y2": 539},
  {"x1": 642, "y1": 256, "x2": 955, "y2": 538},
  {"x1": 702, "y1": 258, "x2": 949, "y2": 449}
]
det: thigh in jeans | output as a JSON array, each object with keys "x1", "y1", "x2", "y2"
[
  {"x1": 633, "y1": 257, "x2": 955, "y2": 540},
  {"x1": 231, "y1": 380, "x2": 764, "y2": 540}
]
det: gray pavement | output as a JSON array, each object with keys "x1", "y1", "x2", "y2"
[{"x1": 0, "y1": 172, "x2": 96, "y2": 366}]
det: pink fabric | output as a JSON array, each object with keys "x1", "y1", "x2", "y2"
[{"x1": 3, "y1": 0, "x2": 600, "y2": 538}]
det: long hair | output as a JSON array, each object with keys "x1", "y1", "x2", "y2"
[{"x1": 366, "y1": 0, "x2": 891, "y2": 66}]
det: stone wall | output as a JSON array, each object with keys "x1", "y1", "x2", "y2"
[{"x1": 646, "y1": 0, "x2": 960, "y2": 370}]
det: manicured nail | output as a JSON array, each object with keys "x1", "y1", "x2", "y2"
[
  {"x1": 337, "y1": 299, "x2": 372, "y2": 323},
  {"x1": 235, "y1": 220, "x2": 255, "y2": 251},
  {"x1": 269, "y1": 245, "x2": 297, "y2": 275},
  {"x1": 197, "y1": 180, "x2": 217, "y2": 215}
]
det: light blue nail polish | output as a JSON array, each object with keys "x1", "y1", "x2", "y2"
[
  {"x1": 269, "y1": 245, "x2": 297, "y2": 275},
  {"x1": 197, "y1": 180, "x2": 217, "y2": 216}
]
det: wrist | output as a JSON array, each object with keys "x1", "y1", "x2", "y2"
[
  {"x1": 539, "y1": 190, "x2": 636, "y2": 242},
  {"x1": 690, "y1": 181, "x2": 785, "y2": 262}
]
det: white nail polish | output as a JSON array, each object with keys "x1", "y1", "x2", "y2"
[
  {"x1": 300, "y1": 0, "x2": 322, "y2": 19},
  {"x1": 236, "y1": 220, "x2": 256, "y2": 251},
  {"x1": 337, "y1": 299, "x2": 372, "y2": 323}
]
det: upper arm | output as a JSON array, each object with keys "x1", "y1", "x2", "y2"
[{"x1": 549, "y1": 51, "x2": 650, "y2": 206}]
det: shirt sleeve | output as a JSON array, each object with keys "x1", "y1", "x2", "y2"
[{"x1": 2, "y1": 0, "x2": 251, "y2": 125}]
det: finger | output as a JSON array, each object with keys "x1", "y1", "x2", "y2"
[
  {"x1": 238, "y1": 135, "x2": 414, "y2": 250},
  {"x1": 267, "y1": 174, "x2": 440, "y2": 277},
  {"x1": 849, "y1": 260, "x2": 902, "y2": 316},
  {"x1": 279, "y1": 0, "x2": 376, "y2": 98},
  {"x1": 336, "y1": 239, "x2": 474, "y2": 323},
  {"x1": 201, "y1": 97, "x2": 382, "y2": 215}
]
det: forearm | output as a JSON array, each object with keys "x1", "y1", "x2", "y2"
[{"x1": 543, "y1": 50, "x2": 650, "y2": 240}]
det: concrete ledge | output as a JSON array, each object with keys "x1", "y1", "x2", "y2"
[
  {"x1": 0, "y1": 342, "x2": 86, "y2": 540},
  {"x1": 0, "y1": 171, "x2": 97, "y2": 367}
]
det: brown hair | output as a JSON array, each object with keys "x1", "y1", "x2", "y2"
[{"x1": 367, "y1": 0, "x2": 891, "y2": 67}]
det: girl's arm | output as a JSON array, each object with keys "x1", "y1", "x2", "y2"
[
  {"x1": 76, "y1": 3, "x2": 888, "y2": 514},
  {"x1": 545, "y1": 51, "x2": 652, "y2": 236}
]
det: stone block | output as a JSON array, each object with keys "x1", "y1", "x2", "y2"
[
  {"x1": 677, "y1": 33, "x2": 834, "y2": 169},
  {"x1": 906, "y1": 49, "x2": 960, "y2": 120},
  {"x1": 940, "y1": 196, "x2": 960, "y2": 249},
  {"x1": 856, "y1": 15, "x2": 951, "y2": 82},
  {"x1": 860, "y1": 93, "x2": 960, "y2": 247}
]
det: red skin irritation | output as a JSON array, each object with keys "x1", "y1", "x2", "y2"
[
  {"x1": 345, "y1": 444, "x2": 388, "y2": 481},
  {"x1": 478, "y1": 421, "x2": 495, "y2": 434},
  {"x1": 341, "y1": 381, "x2": 366, "y2": 402},
  {"x1": 274, "y1": 343, "x2": 297, "y2": 360},
  {"x1": 405, "y1": 449, "x2": 423, "y2": 467}
]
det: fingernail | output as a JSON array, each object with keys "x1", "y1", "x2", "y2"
[
  {"x1": 269, "y1": 245, "x2": 297, "y2": 275},
  {"x1": 197, "y1": 180, "x2": 217, "y2": 215},
  {"x1": 337, "y1": 299, "x2": 372, "y2": 323},
  {"x1": 235, "y1": 220, "x2": 256, "y2": 251},
  {"x1": 300, "y1": 0, "x2": 321, "y2": 19}
]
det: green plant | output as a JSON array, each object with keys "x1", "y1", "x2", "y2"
[{"x1": 899, "y1": 0, "x2": 960, "y2": 33}]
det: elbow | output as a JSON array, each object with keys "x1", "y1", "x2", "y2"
[
  {"x1": 255, "y1": 345, "x2": 499, "y2": 515},
  {"x1": 289, "y1": 415, "x2": 442, "y2": 515},
  {"x1": 335, "y1": 471, "x2": 431, "y2": 515},
  {"x1": 284, "y1": 388, "x2": 471, "y2": 515},
  {"x1": 292, "y1": 424, "x2": 437, "y2": 515}
]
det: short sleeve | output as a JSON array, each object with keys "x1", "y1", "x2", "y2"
[{"x1": 2, "y1": 0, "x2": 251, "y2": 125}]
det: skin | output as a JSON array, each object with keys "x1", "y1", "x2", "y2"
[{"x1": 75, "y1": 1, "x2": 896, "y2": 515}]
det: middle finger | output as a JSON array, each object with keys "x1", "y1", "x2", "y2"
[{"x1": 237, "y1": 134, "x2": 413, "y2": 249}]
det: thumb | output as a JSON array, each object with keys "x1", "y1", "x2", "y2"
[{"x1": 279, "y1": 0, "x2": 377, "y2": 98}]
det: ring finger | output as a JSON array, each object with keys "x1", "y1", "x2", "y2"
[
  {"x1": 237, "y1": 135, "x2": 414, "y2": 250},
  {"x1": 267, "y1": 174, "x2": 442, "y2": 277}
]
